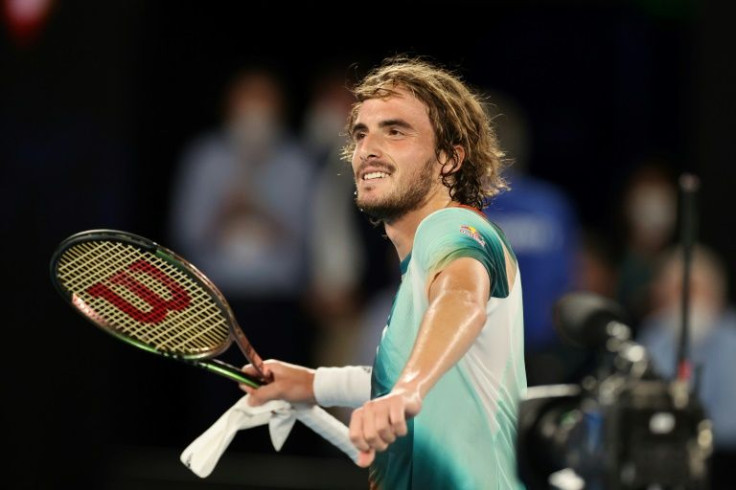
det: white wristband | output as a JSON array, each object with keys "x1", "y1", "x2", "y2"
[{"x1": 313, "y1": 365, "x2": 372, "y2": 408}]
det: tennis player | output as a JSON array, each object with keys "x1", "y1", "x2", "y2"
[{"x1": 241, "y1": 55, "x2": 527, "y2": 489}]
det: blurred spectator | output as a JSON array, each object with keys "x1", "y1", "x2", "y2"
[
  {"x1": 302, "y1": 64, "x2": 398, "y2": 370},
  {"x1": 168, "y1": 64, "x2": 318, "y2": 377},
  {"x1": 302, "y1": 64, "x2": 363, "y2": 325},
  {"x1": 574, "y1": 227, "x2": 619, "y2": 299},
  {"x1": 637, "y1": 244, "x2": 736, "y2": 489},
  {"x1": 482, "y1": 90, "x2": 582, "y2": 384},
  {"x1": 302, "y1": 64, "x2": 355, "y2": 165},
  {"x1": 614, "y1": 160, "x2": 679, "y2": 331}
]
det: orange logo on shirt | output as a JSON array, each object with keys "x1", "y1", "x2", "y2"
[{"x1": 460, "y1": 225, "x2": 485, "y2": 246}]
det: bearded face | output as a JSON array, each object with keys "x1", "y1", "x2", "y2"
[
  {"x1": 354, "y1": 154, "x2": 437, "y2": 223},
  {"x1": 350, "y1": 88, "x2": 445, "y2": 224}
]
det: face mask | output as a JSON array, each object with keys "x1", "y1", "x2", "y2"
[
  {"x1": 629, "y1": 187, "x2": 675, "y2": 233},
  {"x1": 303, "y1": 105, "x2": 347, "y2": 152},
  {"x1": 627, "y1": 186, "x2": 676, "y2": 235},
  {"x1": 227, "y1": 108, "x2": 280, "y2": 154}
]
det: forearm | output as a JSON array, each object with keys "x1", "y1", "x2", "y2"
[
  {"x1": 242, "y1": 360, "x2": 372, "y2": 408},
  {"x1": 392, "y1": 289, "x2": 486, "y2": 400},
  {"x1": 346, "y1": 291, "x2": 486, "y2": 466},
  {"x1": 347, "y1": 257, "x2": 491, "y2": 466}
]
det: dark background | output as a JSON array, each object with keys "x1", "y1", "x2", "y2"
[{"x1": 2, "y1": 1, "x2": 735, "y2": 488}]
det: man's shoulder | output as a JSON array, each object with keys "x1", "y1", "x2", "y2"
[
  {"x1": 415, "y1": 207, "x2": 504, "y2": 254},
  {"x1": 419, "y1": 206, "x2": 493, "y2": 232}
]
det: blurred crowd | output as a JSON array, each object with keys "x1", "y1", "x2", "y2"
[{"x1": 163, "y1": 63, "x2": 735, "y2": 485}]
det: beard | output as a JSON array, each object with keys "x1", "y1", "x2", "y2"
[{"x1": 355, "y1": 156, "x2": 436, "y2": 223}]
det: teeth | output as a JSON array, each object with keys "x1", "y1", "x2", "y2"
[{"x1": 363, "y1": 172, "x2": 389, "y2": 181}]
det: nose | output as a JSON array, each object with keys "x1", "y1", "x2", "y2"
[{"x1": 356, "y1": 133, "x2": 382, "y2": 162}]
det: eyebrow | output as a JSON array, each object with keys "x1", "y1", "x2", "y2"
[{"x1": 351, "y1": 118, "x2": 414, "y2": 135}]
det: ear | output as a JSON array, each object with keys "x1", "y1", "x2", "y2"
[{"x1": 440, "y1": 145, "x2": 465, "y2": 176}]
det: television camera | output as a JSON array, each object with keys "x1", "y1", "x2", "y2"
[{"x1": 516, "y1": 291, "x2": 714, "y2": 489}]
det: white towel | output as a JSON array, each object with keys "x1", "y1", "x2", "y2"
[{"x1": 180, "y1": 394, "x2": 359, "y2": 478}]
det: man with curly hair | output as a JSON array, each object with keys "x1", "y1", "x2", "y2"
[{"x1": 241, "y1": 55, "x2": 527, "y2": 489}]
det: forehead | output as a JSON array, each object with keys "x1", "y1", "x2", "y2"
[{"x1": 354, "y1": 87, "x2": 430, "y2": 125}]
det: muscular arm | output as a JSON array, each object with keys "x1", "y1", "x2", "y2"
[
  {"x1": 349, "y1": 256, "x2": 490, "y2": 466},
  {"x1": 396, "y1": 256, "x2": 490, "y2": 398}
]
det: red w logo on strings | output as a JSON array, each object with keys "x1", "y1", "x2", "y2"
[{"x1": 86, "y1": 260, "x2": 191, "y2": 323}]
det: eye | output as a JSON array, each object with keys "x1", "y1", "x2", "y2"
[
  {"x1": 388, "y1": 127, "x2": 404, "y2": 137},
  {"x1": 352, "y1": 131, "x2": 366, "y2": 142}
]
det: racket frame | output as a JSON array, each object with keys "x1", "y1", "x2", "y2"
[{"x1": 50, "y1": 229, "x2": 266, "y2": 387}]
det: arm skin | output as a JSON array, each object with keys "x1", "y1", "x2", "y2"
[
  {"x1": 348, "y1": 256, "x2": 491, "y2": 467},
  {"x1": 240, "y1": 360, "x2": 317, "y2": 405}
]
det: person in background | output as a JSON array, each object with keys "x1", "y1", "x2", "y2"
[
  {"x1": 168, "y1": 64, "x2": 318, "y2": 425},
  {"x1": 637, "y1": 244, "x2": 736, "y2": 489},
  {"x1": 302, "y1": 63, "x2": 399, "y2": 383},
  {"x1": 615, "y1": 160, "x2": 679, "y2": 332},
  {"x1": 240, "y1": 55, "x2": 527, "y2": 489},
  {"x1": 574, "y1": 228, "x2": 619, "y2": 300},
  {"x1": 483, "y1": 90, "x2": 582, "y2": 385}
]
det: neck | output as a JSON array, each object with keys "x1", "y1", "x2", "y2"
[{"x1": 384, "y1": 192, "x2": 458, "y2": 261}]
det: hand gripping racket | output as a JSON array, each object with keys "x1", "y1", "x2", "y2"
[{"x1": 50, "y1": 229, "x2": 358, "y2": 463}]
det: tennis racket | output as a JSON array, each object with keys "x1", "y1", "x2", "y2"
[
  {"x1": 49, "y1": 229, "x2": 359, "y2": 462},
  {"x1": 50, "y1": 228, "x2": 271, "y2": 387}
]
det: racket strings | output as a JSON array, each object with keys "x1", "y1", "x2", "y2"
[{"x1": 56, "y1": 241, "x2": 231, "y2": 355}]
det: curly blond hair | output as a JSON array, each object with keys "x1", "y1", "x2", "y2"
[{"x1": 341, "y1": 55, "x2": 508, "y2": 209}]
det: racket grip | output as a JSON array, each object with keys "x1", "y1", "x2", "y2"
[{"x1": 295, "y1": 405, "x2": 360, "y2": 464}]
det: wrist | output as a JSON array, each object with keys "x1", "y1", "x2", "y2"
[
  {"x1": 388, "y1": 381, "x2": 424, "y2": 418},
  {"x1": 313, "y1": 365, "x2": 372, "y2": 408},
  {"x1": 392, "y1": 371, "x2": 428, "y2": 400},
  {"x1": 300, "y1": 367, "x2": 317, "y2": 404}
]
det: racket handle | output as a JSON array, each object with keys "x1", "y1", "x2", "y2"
[
  {"x1": 188, "y1": 358, "x2": 262, "y2": 388},
  {"x1": 295, "y1": 405, "x2": 360, "y2": 464}
]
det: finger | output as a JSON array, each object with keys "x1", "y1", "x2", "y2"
[
  {"x1": 241, "y1": 363, "x2": 260, "y2": 377},
  {"x1": 389, "y1": 399, "x2": 408, "y2": 437},
  {"x1": 243, "y1": 360, "x2": 275, "y2": 378},
  {"x1": 241, "y1": 364, "x2": 274, "y2": 388},
  {"x1": 363, "y1": 403, "x2": 390, "y2": 452},
  {"x1": 239, "y1": 383, "x2": 256, "y2": 394},
  {"x1": 374, "y1": 404, "x2": 396, "y2": 447},
  {"x1": 349, "y1": 408, "x2": 371, "y2": 452},
  {"x1": 258, "y1": 361, "x2": 274, "y2": 382},
  {"x1": 356, "y1": 449, "x2": 375, "y2": 468},
  {"x1": 245, "y1": 382, "x2": 283, "y2": 406}
]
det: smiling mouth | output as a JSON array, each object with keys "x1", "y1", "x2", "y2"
[{"x1": 362, "y1": 171, "x2": 390, "y2": 181}]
